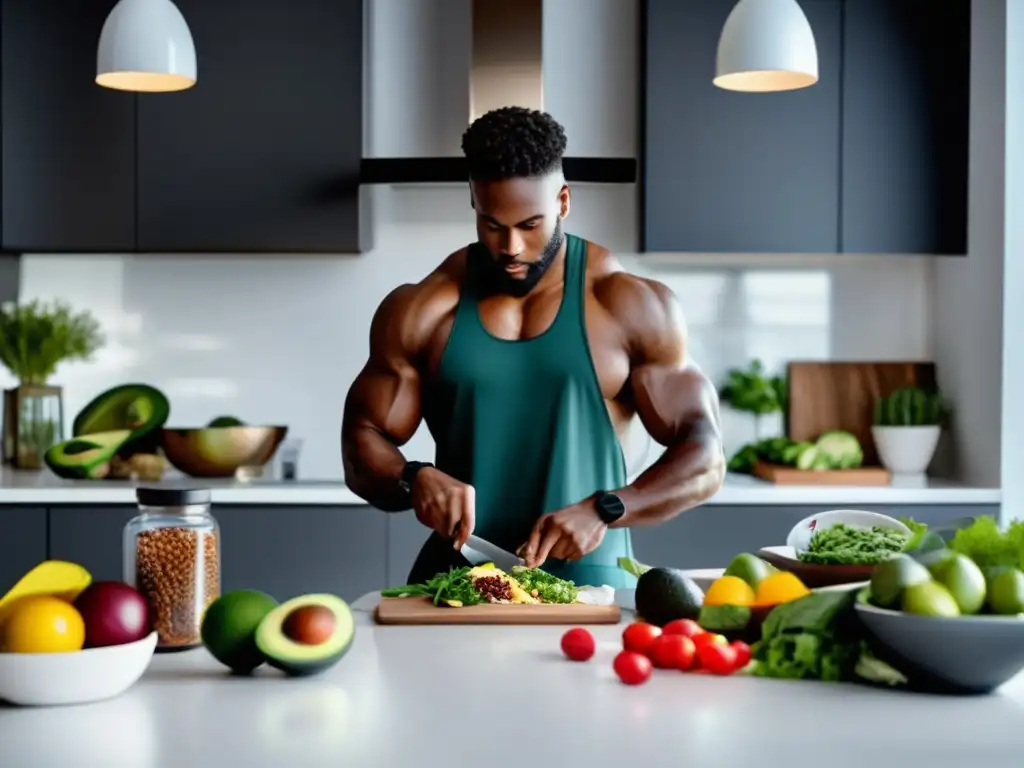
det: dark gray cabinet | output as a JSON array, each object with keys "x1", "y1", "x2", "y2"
[
  {"x1": 840, "y1": 0, "x2": 970, "y2": 254},
  {"x1": 642, "y1": 0, "x2": 972, "y2": 256},
  {"x1": 629, "y1": 503, "x2": 999, "y2": 570},
  {"x1": 0, "y1": 0, "x2": 136, "y2": 252},
  {"x1": 48, "y1": 505, "x2": 386, "y2": 604},
  {"x1": 135, "y1": 0, "x2": 363, "y2": 253},
  {"x1": 643, "y1": 0, "x2": 843, "y2": 253},
  {"x1": 0, "y1": 508, "x2": 46, "y2": 592}
]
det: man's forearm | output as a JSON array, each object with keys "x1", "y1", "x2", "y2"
[
  {"x1": 609, "y1": 423, "x2": 725, "y2": 528},
  {"x1": 341, "y1": 425, "x2": 411, "y2": 512}
]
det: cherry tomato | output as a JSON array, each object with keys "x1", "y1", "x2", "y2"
[
  {"x1": 648, "y1": 634, "x2": 696, "y2": 671},
  {"x1": 560, "y1": 627, "x2": 596, "y2": 662},
  {"x1": 613, "y1": 650, "x2": 654, "y2": 685},
  {"x1": 697, "y1": 640, "x2": 738, "y2": 675},
  {"x1": 661, "y1": 619, "x2": 705, "y2": 639},
  {"x1": 692, "y1": 631, "x2": 728, "y2": 649},
  {"x1": 622, "y1": 621, "x2": 662, "y2": 656},
  {"x1": 731, "y1": 640, "x2": 751, "y2": 669}
]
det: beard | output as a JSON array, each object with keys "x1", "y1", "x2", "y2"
[{"x1": 479, "y1": 217, "x2": 565, "y2": 298}]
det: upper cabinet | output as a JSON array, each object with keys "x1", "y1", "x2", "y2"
[
  {"x1": 840, "y1": 0, "x2": 970, "y2": 255},
  {"x1": 643, "y1": 0, "x2": 842, "y2": 253},
  {"x1": 136, "y1": 0, "x2": 363, "y2": 253},
  {"x1": 0, "y1": 0, "x2": 364, "y2": 254},
  {"x1": 1, "y1": 0, "x2": 136, "y2": 252},
  {"x1": 642, "y1": 0, "x2": 972, "y2": 255}
]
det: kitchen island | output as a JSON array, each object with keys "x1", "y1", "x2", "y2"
[{"x1": 2, "y1": 591, "x2": 1021, "y2": 768}]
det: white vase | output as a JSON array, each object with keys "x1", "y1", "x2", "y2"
[{"x1": 871, "y1": 425, "x2": 941, "y2": 476}]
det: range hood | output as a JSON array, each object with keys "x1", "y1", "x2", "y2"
[{"x1": 360, "y1": 0, "x2": 636, "y2": 185}]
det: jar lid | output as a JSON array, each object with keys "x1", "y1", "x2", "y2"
[{"x1": 136, "y1": 487, "x2": 212, "y2": 507}]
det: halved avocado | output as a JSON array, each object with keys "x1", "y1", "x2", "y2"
[
  {"x1": 44, "y1": 430, "x2": 132, "y2": 479},
  {"x1": 72, "y1": 383, "x2": 170, "y2": 456},
  {"x1": 254, "y1": 594, "x2": 355, "y2": 677}
]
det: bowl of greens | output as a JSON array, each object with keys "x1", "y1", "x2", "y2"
[{"x1": 851, "y1": 516, "x2": 1024, "y2": 693}]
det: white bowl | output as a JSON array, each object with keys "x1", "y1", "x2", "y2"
[
  {"x1": 786, "y1": 509, "x2": 912, "y2": 553},
  {"x1": 0, "y1": 631, "x2": 157, "y2": 706}
]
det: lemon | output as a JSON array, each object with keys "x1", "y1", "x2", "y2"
[
  {"x1": 754, "y1": 572, "x2": 811, "y2": 607},
  {"x1": 1, "y1": 595, "x2": 86, "y2": 653},
  {"x1": 703, "y1": 576, "x2": 756, "y2": 607}
]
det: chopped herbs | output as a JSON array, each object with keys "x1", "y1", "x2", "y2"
[
  {"x1": 797, "y1": 523, "x2": 909, "y2": 565},
  {"x1": 510, "y1": 566, "x2": 579, "y2": 604},
  {"x1": 380, "y1": 566, "x2": 486, "y2": 606}
]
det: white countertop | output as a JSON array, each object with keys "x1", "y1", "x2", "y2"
[
  {"x1": 3, "y1": 591, "x2": 1021, "y2": 768},
  {"x1": 0, "y1": 466, "x2": 1000, "y2": 506}
]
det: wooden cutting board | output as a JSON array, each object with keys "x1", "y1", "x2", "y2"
[
  {"x1": 786, "y1": 361, "x2": 936, "y2": 465},
  {"x1": 753, "y1": 460, "x2": 892, "y2": 486},
  {"x1": 374, "y1": 597, "x2": 622, "y2": 625}
]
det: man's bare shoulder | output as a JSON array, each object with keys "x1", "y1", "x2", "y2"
[{"x1": 375, "y1": 247, "x2": 466, "y2": 321}]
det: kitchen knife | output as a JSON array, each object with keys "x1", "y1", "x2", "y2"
[{"x1": 460, "y1": 535, "x2": 524, "y2": 572}]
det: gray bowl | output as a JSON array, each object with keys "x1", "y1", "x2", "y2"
[{"x1": 855, "y1": 600, "x2": 1024, "y2": 694}]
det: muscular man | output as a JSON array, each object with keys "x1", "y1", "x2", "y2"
[{"x1": 342, "y1": 107, "x2": 725, "y2": 589}]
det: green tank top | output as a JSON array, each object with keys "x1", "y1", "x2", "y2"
[{"x1": 408, "y1": 233, "x2": 637, "y2": 590}]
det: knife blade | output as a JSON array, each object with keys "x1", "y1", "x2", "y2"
[{"x1": 460, "y1": 535, "x2": 524, "y2": 572}]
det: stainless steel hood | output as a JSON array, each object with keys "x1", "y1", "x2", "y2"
[{"x1": 361, "y1": 0, "x2": 636, "y2": 185}]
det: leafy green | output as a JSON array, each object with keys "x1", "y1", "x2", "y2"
[
  {"x1": 718, "y1": 359, "x2": 787, "y2": 416},
  {"x1": 509, "y1": 566, "x2": 578, "y2": 603},
  {"x1": 899, "y1": 517, "x2": 930, "y2": 551},
  {"x1": 750, "y1": 589, "x2": 906, "y2": 687},
  {"x1": 797, "y1": 523, "x2": 909, "y2": 565},
  {"x1": 380, "y1": 566, "x2": 486, "y2": 606},
  {"x1": 948, "y1": 516, "x2": 1024, "y2": 571},
  {"x1": 0, "y1": 299, "x2": 105, "y2": 385},
  {"x1": 617, "y1": 557, "x2": 652, "y2": 577}
]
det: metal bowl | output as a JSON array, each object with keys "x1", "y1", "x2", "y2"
[{"x1": 161, "y1": 426, "x2": 288, "y2": 478}]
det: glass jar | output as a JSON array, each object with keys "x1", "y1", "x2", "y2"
[{"x1": 123, "y1": 487, "x2": 221, "y2": 652}]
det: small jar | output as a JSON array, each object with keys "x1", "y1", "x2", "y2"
[{"x1": 124, "y1": 487, "x2": 221, "y2": 652}]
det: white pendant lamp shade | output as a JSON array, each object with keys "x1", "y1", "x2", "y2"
[
  {"x1": 96, "y1": 0, "x2": 197, "y2": 93},
  {"x1": 714, "y1": 0, "x2": 818, "y2": 93}
]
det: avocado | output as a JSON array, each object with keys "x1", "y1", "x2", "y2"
[
  {"x1": 869, "y1": 553, "x2": 932, "y2": 608},
  {"x1": 201, "y1": 589, "x2": 279, "y2": 674},
  {"x1": 724, "y1": 553, "x2": 774, "y2": 589},
  {"x1": 207, "y1": 416, "x2": 246, "y2": 427},
  {"x1": 634, "y1": 567, "x2": 705, "y2": 626},
  {"x1": 73, "y1": 383, "x2": 170, "y2": 456},
  {"x1": 929, "y1": 553, "x2": 987, "y2": 615},
  {"x1": 254, "y1": 594, "x2": 355, "y2": 677},
  {"x1": 44, "y1": 430, "x2": 132, "y2": 479}
]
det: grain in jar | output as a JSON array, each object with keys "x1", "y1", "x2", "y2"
[{"x1": 124, "y1": 487, "x2": 220, "y2": 651}]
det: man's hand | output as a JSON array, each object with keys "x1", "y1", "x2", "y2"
[
  {"x1": 411, "y1": 467, "x2": 476, "y2": 550},
  {"x1": 518, "y1": 501, "x2": 607, "y2": 568}
]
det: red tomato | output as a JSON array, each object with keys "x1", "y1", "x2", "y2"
[
  {"x1": 648, "y1": 634, "x2": 696, "y2": 671},
  {"x1": 697, "y1": 641, "x2": 738, "y2": 675},
  {"x1": 622, "y1": 622, "x2": 662, "y2": 656},
  {"x1": 661, "y1": 619, "x2": 705, "y2": 639},
  {"x1": 613, "y1": 650, "x2": 654, "y2": 685},
  {"x1": 692, "y1": 631, "x2": 728, "y2": 649},
  {"x1": 560, "y1": 627, "x2": 596, "y2": 662},
  {"x1": 731, "y1": 640, "x2": 751, "y2": 669}
]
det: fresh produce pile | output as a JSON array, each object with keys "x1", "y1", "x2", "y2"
[
  {"x1": 201, "y1": 589, "x2": 354, "y2": 677},
  {"x1": 727, "y1": 431, "x2": 863, "y2": 475},
  {"x1": 0, "y1": 561, "x2": 152, "y2": 653},
  {"x1": 380, "y1": 563, "x2": 610, "y2": 607},
  {"x1": 798, "y1": 522, "x2": 911, "y2": 565},
  {"x1": 864, "y1": 515, "x2": 1024, "y2": 618}
]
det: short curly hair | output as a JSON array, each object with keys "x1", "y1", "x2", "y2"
[{"x1": 461, "y1": 106, "x2": 568, "y2": 181}]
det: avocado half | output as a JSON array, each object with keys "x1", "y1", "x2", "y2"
[
  {"x1": 254, "y1": 594, "x2": 355, "y2": 677},
  {"x1": 72, "y1": 383, "x2": 170, "y2": 456},
  {"x1": 44, "y1": 429, "x2": 132, "y2": 479}
]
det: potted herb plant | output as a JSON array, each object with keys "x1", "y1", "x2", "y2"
[
  {"x1": 872, "y1": 386, "x2": 950, "y2": 476},
  {"x1": 0, "y1": 299, "x2": 105, "y2": 470},
  {"x1": 719, "y1": 358, "x2": 788, "y2": 440}
]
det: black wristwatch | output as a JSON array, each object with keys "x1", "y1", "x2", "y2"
[
  {"x1": 594, "y1": 491, "x2": 626, "y2": 525},
  {"x1": 399, "y1": 461, "x2": 433, "y2": 495}
]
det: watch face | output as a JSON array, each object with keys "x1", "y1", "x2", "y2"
[{"x1": 599, "y1": 493, "x2": 625, "y2": 521}]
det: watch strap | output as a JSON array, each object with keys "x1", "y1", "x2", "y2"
[{"x1": 400, "y1": 461, "x2": 433, "y2": 493}]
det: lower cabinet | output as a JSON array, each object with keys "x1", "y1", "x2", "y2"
[
  {"x1": 47, "y1": 505, "x2": 387, "y2": 604},
  {"x1": 629, "y1": 503, "x2": 1000, "y2": 570},
  {"x1": 0, "y1": 508, "x2": 47, "y2": 591}
]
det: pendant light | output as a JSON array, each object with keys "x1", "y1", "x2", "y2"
[
  {"x1": 96, "y1": 0, "x2": 196, "y2": 93},
  {"x1": 714, "y1": 0, "x2": 818, "y2": 93}
]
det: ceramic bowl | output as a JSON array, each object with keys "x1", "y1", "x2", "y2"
[
  {"x1": 854, "y1": 601, "x2": 1024, "y2": 694},
  {"x1": 0, "y1": 631, "x2": 157, "y2": 706},
  {"x1": 785, "y1": 509, "x2": 912, "y2": 552}
]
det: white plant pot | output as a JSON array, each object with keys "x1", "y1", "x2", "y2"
[{"x1": 871, "y1": 425, "x2": 941, "y2": 476}]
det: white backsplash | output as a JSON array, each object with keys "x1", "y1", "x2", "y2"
[{"x1": 11, "y1": 183, "x2": 932, "y2": 480}]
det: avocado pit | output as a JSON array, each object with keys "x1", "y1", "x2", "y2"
[{"x1": 282, "y1": 605, "x2": 336, "y2": 645}]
